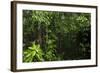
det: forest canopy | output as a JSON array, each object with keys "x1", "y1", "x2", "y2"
[{"x1": 23, "y1": 10, "x2": 91, "y2": 62}]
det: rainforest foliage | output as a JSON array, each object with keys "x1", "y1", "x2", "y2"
[{"x1": 23, "y1": 10, "x2": 91, "y2": 62}]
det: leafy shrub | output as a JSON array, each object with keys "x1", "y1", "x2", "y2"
[{"x1": 23, "y1": 42, "x2": 44, "y2": 62}]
